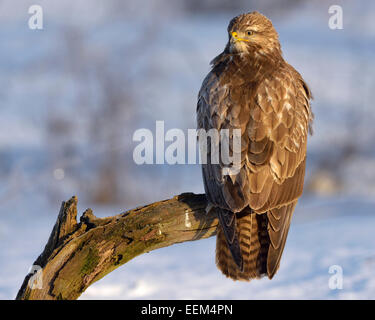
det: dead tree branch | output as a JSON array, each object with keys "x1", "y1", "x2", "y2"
[{"x1": 16, "y1": 193, "x2": 217, "y2": 300}]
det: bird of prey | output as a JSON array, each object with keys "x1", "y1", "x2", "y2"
[{"x1": 197, "y1": 12, "x2": 313, "y2": 281}]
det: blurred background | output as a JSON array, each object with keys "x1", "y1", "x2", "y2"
[{"x1": 0, "y1": 0, "x2": 375, "y2": 299}]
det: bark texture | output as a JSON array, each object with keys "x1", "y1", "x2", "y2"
[{"x1": 16, "y1": 193, "x2": 217, "y2": 300}]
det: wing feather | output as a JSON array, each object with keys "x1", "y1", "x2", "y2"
[
  {"x1": 267, "y1": 201, "x2": 297, "y2": 278},
  {"x1": 197, "y1": 55, "x2": 313, "y2": 280}
]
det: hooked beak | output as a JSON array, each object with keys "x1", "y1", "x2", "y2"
[{"x1": 231, "y1": 31, "x2": 250, "y2": 43}]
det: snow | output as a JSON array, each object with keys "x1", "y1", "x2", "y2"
[
  {"x1": 79, "y1": 198, "x2": 375, "y2": 300},
  {"x1": 2, "y1": 195, "x2": 374, "y2": 300}
]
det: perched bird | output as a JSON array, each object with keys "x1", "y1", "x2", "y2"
[{"x1": 197, "y1": 12, "x2": 313, "y2": 281}]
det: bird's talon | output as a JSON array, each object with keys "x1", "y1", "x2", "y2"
[{"x1": 205, "y1": 203, "x2": 214, "y2": 214}]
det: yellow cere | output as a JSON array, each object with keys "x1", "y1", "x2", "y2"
[{"x1": 231, "y1": 31, "x2": 250, "y2": 42}]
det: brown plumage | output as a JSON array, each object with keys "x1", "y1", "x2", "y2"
[{"x1": 197, "y1": 12, "x2": 313, "y2": 281}]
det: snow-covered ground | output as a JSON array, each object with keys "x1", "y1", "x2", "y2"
[
  {"x1": 81, "y1": 197, "x2": 375, "y2": 300},
  {"x1": 1, "y1": 194, "x2": 374, "y2": 299},
  {"x1": 0, "y1": 0, "x2": 375, "y2": 299}
]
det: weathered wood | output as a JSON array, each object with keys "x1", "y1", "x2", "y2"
[{"x1": 16, "y1": 193, "x2": 217, "y2": 300}]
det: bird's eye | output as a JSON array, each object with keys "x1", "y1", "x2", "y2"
[{"x1": 247, "y1": 31, "x2": 253, "y2": 36}]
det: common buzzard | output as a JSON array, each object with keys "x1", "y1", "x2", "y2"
[{"x1": 197, "y1": 12, "x2": 313, "y2": 281}]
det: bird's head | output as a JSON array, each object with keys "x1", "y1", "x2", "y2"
[{"x1": 226, "y1": 12, "x2": 281, "y2": 57}]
